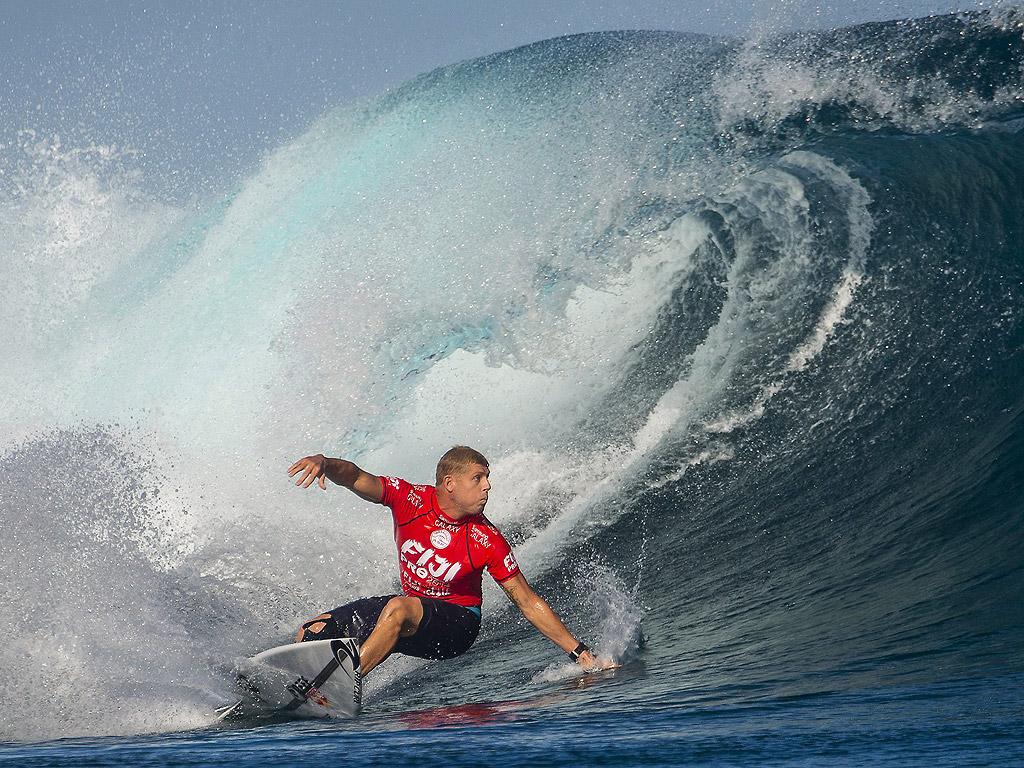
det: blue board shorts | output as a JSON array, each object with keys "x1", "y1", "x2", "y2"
[{"x1": 299, "y1": 595, "x2": 481, "y2": 660}]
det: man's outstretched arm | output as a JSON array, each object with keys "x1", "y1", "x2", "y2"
[
  {"x1": 499, "y1": 572, "x2": 616, "y2": 671},
  {"x1": 288, "y1": 454, "x2": 384, "y2": 503}
]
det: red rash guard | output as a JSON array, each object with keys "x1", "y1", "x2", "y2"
[{"x1": 379, "y1": 476, "x2": 520, "y2": 609}]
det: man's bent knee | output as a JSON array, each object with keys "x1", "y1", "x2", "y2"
[{"x1": 379, "y1": 597, "x2": 423, "y2": 637}]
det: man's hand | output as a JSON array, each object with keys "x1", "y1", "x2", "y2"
[
  {"x1": 287, "y1": 454, "x2": 385, "y2": 502},
  {"x1": 576, "y1": 648, "x2": 619, "y2": 673},
  {"x1": 289, "y1": 454, "x2": 330, "y2": 489}
]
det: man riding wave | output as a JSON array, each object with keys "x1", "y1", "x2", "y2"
[{"x1": 288, "y1": 445, "x2": 612, "y2": 676}]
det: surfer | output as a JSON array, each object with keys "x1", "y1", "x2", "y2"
[{"x1": 288, "y1": 445, "x2": 612, "y2": 676}]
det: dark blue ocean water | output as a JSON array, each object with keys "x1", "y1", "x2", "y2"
[
  {"x1": 2, "y1": 8, "x2": 1024, "y2": 766},
  {"x1": 4, "y1": 673, "x2": 1023, "y2": 766}
]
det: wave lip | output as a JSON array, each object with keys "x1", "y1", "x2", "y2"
[{"x1": 715, "y1": 9, "x2": 1024, "y2": 148}]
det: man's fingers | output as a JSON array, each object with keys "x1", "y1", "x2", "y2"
[
  {"x1": 578, "y1": 650, "x2": 619, "y2": 673},
  {"x1": 288, "y1": 456, "x2": 327, "y2": 489}
]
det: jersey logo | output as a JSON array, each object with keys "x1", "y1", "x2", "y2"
[
  {"x1": 504, "y1": 552, "x2": 518, "y2": 573},
  {"x1": 400, "y1": 539, "x2": 462, "y2": 582},
  {"x1": 430, "y1": 529, "x2": 452, "y2": 549},
  {"x1": 470, "y1": 527, "x2": 491, "y2": 546}
]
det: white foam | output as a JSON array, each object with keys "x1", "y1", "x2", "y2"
[
  {"x1": 714, "y1": 16, "x2": 1024, "y2": 139},
  {"x1": 701, "y1": 151, "x2": 872, "y2": 435}
]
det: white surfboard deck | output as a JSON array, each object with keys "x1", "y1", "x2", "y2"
[{"x1": 229, "y1": 638, "x2": 362, "y2": 719}]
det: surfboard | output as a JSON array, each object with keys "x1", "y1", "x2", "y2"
[{"x1": 226, "y1": 638, "x2": 362, "y2": 719}]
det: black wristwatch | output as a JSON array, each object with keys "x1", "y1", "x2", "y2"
[{"x1": 568, "y1": 642, "x2": 589, "y2": 662}]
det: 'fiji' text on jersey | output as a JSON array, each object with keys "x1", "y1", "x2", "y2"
[{"x1": 399, "y1": 539, "x2": 462, "y2": 584}]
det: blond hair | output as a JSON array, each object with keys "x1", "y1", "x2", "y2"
[{"x1": 435, "y1": 445, "x2": 489, "y2": 485}]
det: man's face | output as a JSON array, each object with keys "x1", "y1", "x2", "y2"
[{"x1": 445, "y1": 463, "x2": 491, "y2": 517}]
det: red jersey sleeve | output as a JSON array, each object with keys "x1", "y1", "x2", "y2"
[
  {"x1": 480, "y1": 520, "x2": 521, "y2": 583},
  {"x1": 378, "y1": 475, "x2": 406, "y2": 508},
  {"x1": 378, "y1": 476, "x2": 433, "y2": 526}
]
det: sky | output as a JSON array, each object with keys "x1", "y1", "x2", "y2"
[{"x1": 0, "y1": 0, "x2": 995, "y2": 197}]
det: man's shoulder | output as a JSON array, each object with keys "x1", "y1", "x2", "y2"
[
  {"x1": 466, "y1": 515, "x2": 518, "y2": 575},
  {"x1": 380, "y1": 476, "x2": 435, "y2": 509},
  {"x1": 466, "y1": 515, "x2": 508, "y2": 546}
]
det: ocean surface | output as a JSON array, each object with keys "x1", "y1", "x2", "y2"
[{"x1": 2, "y1": 9, "x2": 1024, "y2": 767}]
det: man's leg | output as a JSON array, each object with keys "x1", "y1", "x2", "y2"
[
  {"x1": 296, "y1": 596, "x2": 394, "y2": 644},
  {"x1": 358, "y1": 596, "x2": 424, "y2": 675}
]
